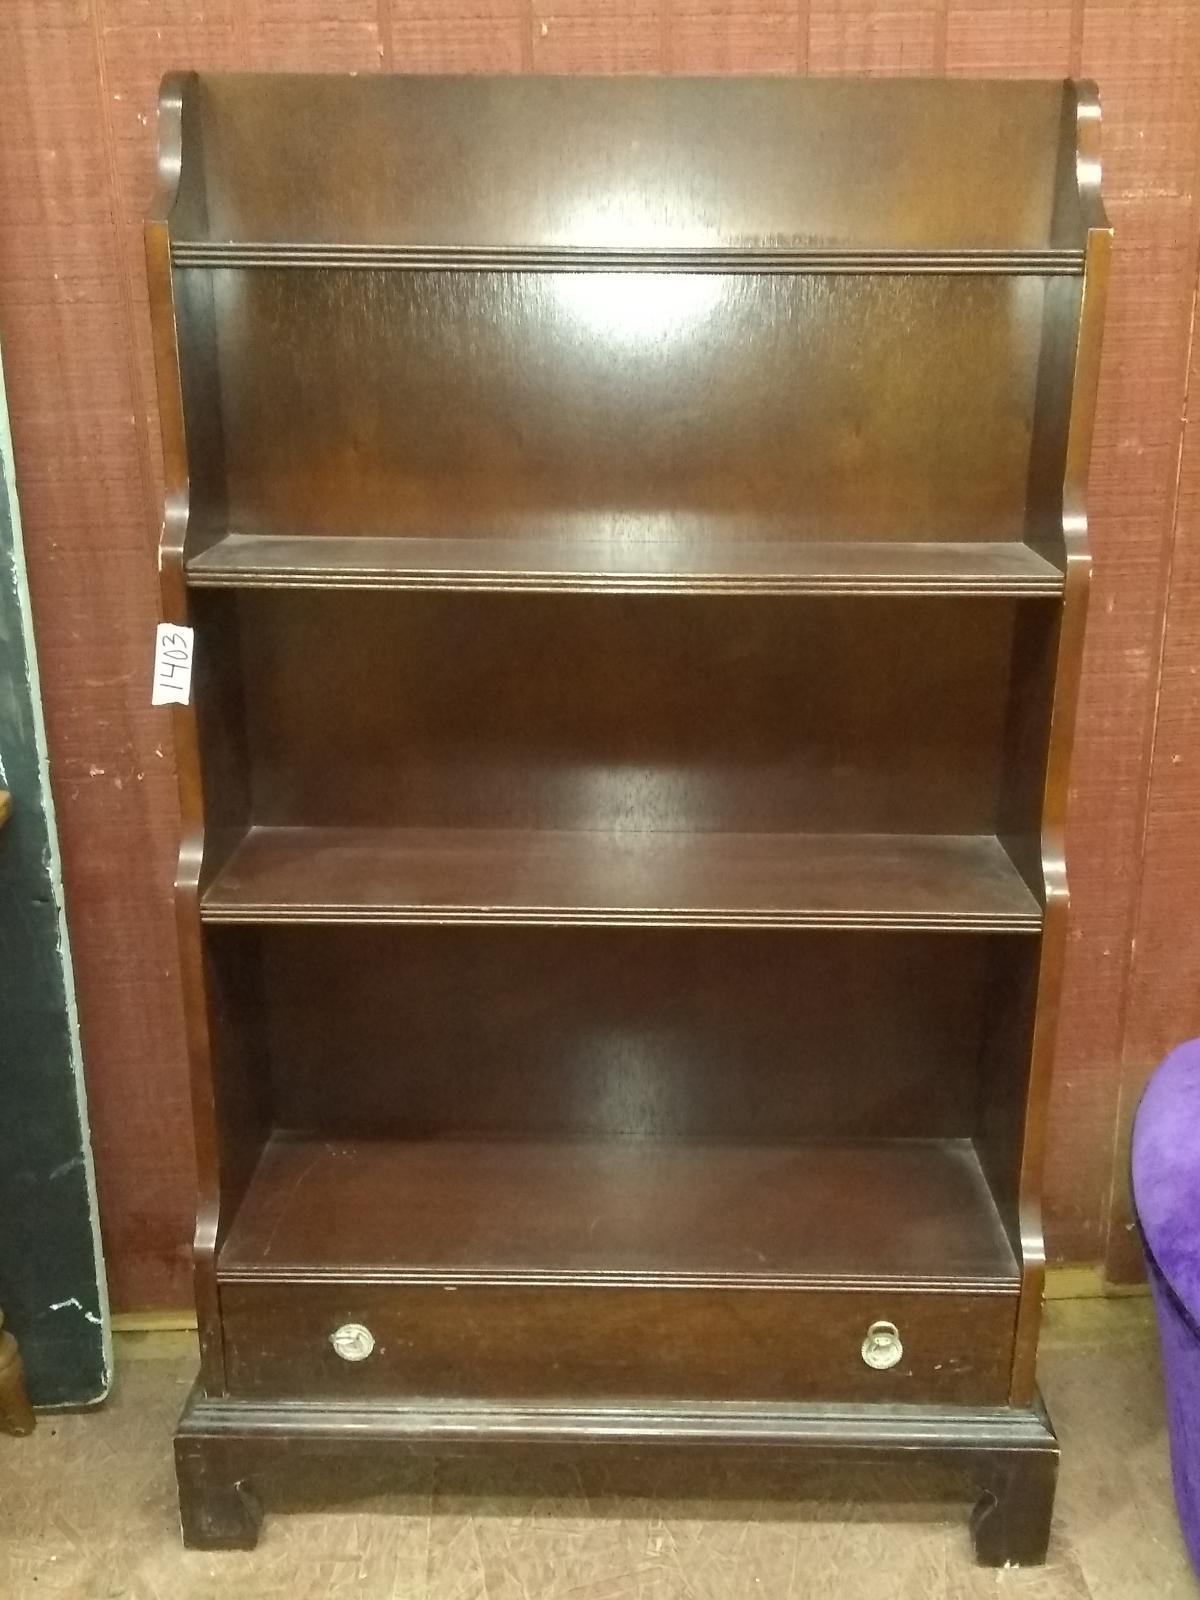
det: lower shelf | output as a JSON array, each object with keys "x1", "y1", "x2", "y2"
[
  {"x1": 220, "y1": 1134, "x2": 1018, "y2": 1289},
  {"x1": 216, "y1": 1136, "x2": 1021, "y2": 1407}
]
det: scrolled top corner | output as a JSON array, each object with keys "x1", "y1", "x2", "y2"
[
  {"x1": 148, "y1": 71, "x2": 199, "y2": 228},
  {"x1": 1071, "y1": 79, "x2": 1110, "y2": 235}
]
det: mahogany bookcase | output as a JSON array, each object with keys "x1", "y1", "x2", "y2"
[{"x1": 147, "y1": 74, "x2": 1109, "y2": 1562}]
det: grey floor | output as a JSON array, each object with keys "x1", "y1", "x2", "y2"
[{"x1": 0, "y1": 1299, "x2": 1193, "y2": 1598}]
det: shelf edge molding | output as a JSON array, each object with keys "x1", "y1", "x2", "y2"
[
  {"x1": 170, "y1": 240, "x2": 1086, "y2": 276},
  {"x1": 200, "y1": 906, "x2": 1044, "y2": 931},
  {"x1": 216, "y1": 1264, "x2": 1021, "y2": 1293}
]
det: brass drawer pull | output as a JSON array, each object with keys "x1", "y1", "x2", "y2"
[
  {"x1": 861, "y1": 1320, "x2": 903, "y2": 1371},
  {"x1": 330, "y1": 1323, "x2": 375, "y2": 1362}
]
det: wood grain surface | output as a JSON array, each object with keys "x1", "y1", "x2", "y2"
[{"x1": 0, "y1": 1, "x2": 1192, "y2": 1308}]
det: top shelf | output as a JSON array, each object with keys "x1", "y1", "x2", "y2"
[{"x1": 153, "y1": 74, "x2": 1110, "y2": 265}]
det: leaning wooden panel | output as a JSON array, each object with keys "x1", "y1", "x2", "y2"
[{"x1": 148, "y1": 73, "x2": 1108, "y2": 1565}]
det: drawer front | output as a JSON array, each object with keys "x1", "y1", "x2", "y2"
[{"x1": 220, "y1": 1281, "x2": 1018, "y2": 1405}]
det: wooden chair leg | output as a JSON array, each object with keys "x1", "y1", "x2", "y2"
[{"x1": 0, "y1": 1311, "x2": 36, "y2": 1436}]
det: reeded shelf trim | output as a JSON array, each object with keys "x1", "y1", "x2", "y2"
[
  {"x1": 180, "y1": 1388, "x2": 1056, "y2": 1450},
  {"x1": 170, "y1": 240, "x2": 1086, "y2": 276},
  {"x1": 219, "y1": 1263, "x2": 1017, "y2": 1294},
  {"x1": 202, "y1": 906, "x2": 1041, "y2": 931}
]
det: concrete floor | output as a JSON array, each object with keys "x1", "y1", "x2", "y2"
[{"x1": 0, "y1": 1299, "x2": 1192, "y2": 1598}]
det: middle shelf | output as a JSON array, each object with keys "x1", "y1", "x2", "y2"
[
  {"x1": 185, "y1": 529, "x2": 1065, "y2": 597},
  {"x1": 201, "y1": 826, "x2": 1042, "y2": 931}
]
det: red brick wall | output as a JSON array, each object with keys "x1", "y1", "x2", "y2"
[{"x1": 0, "y1": 0, "x2": 1194, "y2": 1308}]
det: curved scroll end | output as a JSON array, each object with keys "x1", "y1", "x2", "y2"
[
  {"x1": 1072, "y1": 79, "x2": 1110, "y2": 235},
  {"x1": 1019, "y1": 1197, "x2": 1049, "y2": 1302},
  {"x1": 1061, "y1": 508, "x2": 1092, "y2": 577},
  {"x1": 148, "y1": 71, "x2": 199, "y2": 229},
  {"x1": 160, "y1": 488, "x2": 191, "y2": 573}
]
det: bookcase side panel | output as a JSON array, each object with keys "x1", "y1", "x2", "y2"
[{"x1": 1009, "y1": 97, "x2": 1110, "y2": 1403}]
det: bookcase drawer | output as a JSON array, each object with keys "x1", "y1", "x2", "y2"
[{"x1": 220, "y1": 1281, "x2": 1018, "y2": 1405}]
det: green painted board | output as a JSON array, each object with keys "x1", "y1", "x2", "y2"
[{"x1": 0, "y1": 342, "x2": 109, "y2": 1405}]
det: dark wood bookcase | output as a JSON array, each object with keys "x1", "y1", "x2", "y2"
[{"x1": 148, "y1": 74, "x2": 1109, "y2": 1562}]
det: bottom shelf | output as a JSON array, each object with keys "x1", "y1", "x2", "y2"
[
  {"x1": 220, "y1": 1133, "x2": 1018, "y2": 1290},
  {"x1": 217, "y1": 1135, "x2": 1021, "y2": 1406}
]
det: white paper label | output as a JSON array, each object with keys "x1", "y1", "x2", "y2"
[{"x1": 151, "y1": 623, "x2": 194, "y2": 706}]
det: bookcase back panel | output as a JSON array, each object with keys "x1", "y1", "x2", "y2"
[
  {"x1": 201, "y1": 269, "x2": 1046, "y2": 541},
  {"x1": 184, "y1": 75, "x2": 1069, "y2": 253},
  {"x1": 212, "y1": 927, "x2": 992, "y2": 1142},
  {"x1": 223, "y1": 590, "x2": 1020, "y2": 835}
]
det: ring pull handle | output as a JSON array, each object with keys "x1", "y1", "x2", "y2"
[{"x1": 861, "y1": 1319, "x2": 903, "y2": 1371}]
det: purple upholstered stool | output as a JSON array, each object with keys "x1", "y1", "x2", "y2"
[{"x1": 1131, "y1": 1037, "x2": 1200, "y2": 1573}]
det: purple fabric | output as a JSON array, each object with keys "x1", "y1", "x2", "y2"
[
  {"x1": 1132, "y1": 1038, "x2": 1200, "y2": 1575},
  {"x1": 1133, "y1": 1038, "x2": 1200, "y2": 1324},
  {"x1": 1147, "y1": 1260, "x2": 1200, "y2": 1574}
]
